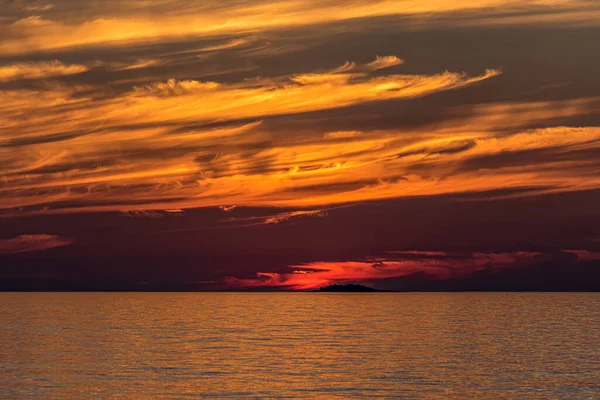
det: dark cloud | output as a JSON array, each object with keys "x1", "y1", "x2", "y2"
[
  {"x1": 459, "y1": 144, "x2": 600, "y2": 172},
  {"x1": 0, "y1": 234, "x2": 73, "y2": 255}
]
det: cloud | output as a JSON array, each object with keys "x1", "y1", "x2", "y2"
[
  {"x1": 105, "y1": 59, "x2": 161, "y2": 72},
  {"x1": 221, "y1": 249, "x2": 600, "y2": 290},
  {"x1": 3, "y1": 108, "x2": 600, "y2": 215},
  {"x1": 365, "y1": 56, "x2": 404, "y2": 71},
  {"x1": 2, "y1": 1, "x2": 598, "y2": 55},
  {"x1": 0, "y1": 61, "x2": 88, "y2": 82},
  {"x1": 134, "y1": 78, "x2": 221, "y2": 96},
  {"x1": 328, "y1": 56, "x2": 403, "y2": 74},
  {"x1": 0, "y1": 57, "x2": 506, "y2": 215},
  {"x1": 561, "y1": 249, "x2": 600, "y2": 261},
  {"x1": 331, "y1": 61, "x2": 357, "y2": 73},
  {"x1": 2, "y1": 113, "x2": 600, "y2": 215},
  {"x1": 23, "y1": 4, "x2": 55, "y2": 12},
  {"x1": 324, "y1": 131, "x2": 362, "y2": 139},
  {"x1": 221, "y1": 209, "x2": 329, "y2": 226},
  {"x1": 0, "y1": 234, "x2": 73, "y2": 254},
  {"x1": 120, "y1": 210, "x2": 164, "y2": 218},
  {"x1": 120, "y1": 209, "x2": 184, "y2": 218},
  {"x1": 134, "y1": 62, "x2": 499, "y2": 109},
  {"x1": 263, "y1": 210, "x2": 328, "y2": 224}
]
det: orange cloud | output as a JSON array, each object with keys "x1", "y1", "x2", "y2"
[
  {"x1": 0, "y1": 58, "x2": 508, "y2": 215},
  {"x1": 221, "y1": 251, "x2": 552, "y2": 290},
  {"x1": 1, "y1": 1, "x2": 596, "y2": 55},
  {"x1": 0, "y1": 0, "x2": 599, "y2": 55},
  {"x1": 365, "y1": 56, "x2": 404, "y2": 71},
  {"x1": 324, "y1": 131, "x2": 362, "y2": 139},
  {"x1": 0, "y1": 61, "x2": 88, "y2": 82},
  {"x1": 131, "y1": 67, "x2": 500, "y2": 119}
]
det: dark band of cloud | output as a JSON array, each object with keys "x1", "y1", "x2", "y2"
[{"x1": 0, "y1": 234, "x2": 73, "y2": 254}]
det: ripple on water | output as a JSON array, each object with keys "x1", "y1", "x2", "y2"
[{"x1": 1, "y1": 292, "x2": 599, "y2": 399}]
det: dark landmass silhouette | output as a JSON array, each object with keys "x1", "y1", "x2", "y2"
[{"x1": 317, "y1": 284, "x2": 384, "y2": 292}]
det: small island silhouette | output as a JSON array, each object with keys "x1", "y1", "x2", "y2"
[{"x1": 317, "y1": 284, "x2": 384, "y2": 292}]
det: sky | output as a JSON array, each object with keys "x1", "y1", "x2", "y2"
[{"x1": 1, "y1": 0, "x2": 600, "y2": 291}]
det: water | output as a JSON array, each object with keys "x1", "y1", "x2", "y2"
[{"x1": 1, "y1": 293, "x2": 599, "y2": 399}]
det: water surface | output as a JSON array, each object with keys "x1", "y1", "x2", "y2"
[{"x1": 1, "y1": 293, "x2": 599, "y2": 398}]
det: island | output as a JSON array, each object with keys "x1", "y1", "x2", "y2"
[{"x1": 317, "y1": 284, "x2": 384, "y2": 292}]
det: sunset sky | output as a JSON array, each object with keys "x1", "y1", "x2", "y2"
[{"x1": 2, "y1": 0, "x2": 600, "y2": 290}]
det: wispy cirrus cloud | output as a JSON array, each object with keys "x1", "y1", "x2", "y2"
[
  {"x1": 2, "y1": 1, "x2": 598, "y2": 55},
  {"x1": 263, "y1": 210, "x2": 328, "y2": 224},
  {"x1": 0, "y1": 60, "x2": 88, "y2": 82},
  {"x1": 214, "y1": 208, "x2": 331, "y2": 228},
  {"x1": 324, "y1": 131, "x2": 362, "y2": 139},
  {"x1": 365, "y1": 56, "x2": 404, "y2": 71},
  {"x1": 22, "y1": 4, "x2": 55, "y2": 12},
  {"x1": 0, "y1": 57, "x2": 506, "y2": 215}
]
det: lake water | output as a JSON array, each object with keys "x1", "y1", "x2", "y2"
[{"x1": 1, "y1": 293, "x2": 599, "y2": 399}]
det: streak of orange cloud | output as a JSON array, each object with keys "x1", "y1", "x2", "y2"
[
  {"x1": 1, "y1": 1, "x2": 596, "y2": 55},
  {"x1": 366, "y1": 56, "x2": 404, "y2": 71},
  {"x1": 0, "y1": 58, "x2": 509, "y2": 215},
  {"x1": 221, "y1": 251, "x2": 552, "y2": 290},
  {"x1": 0, "y1": 61, "x2": 88, "y2": 82}
]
